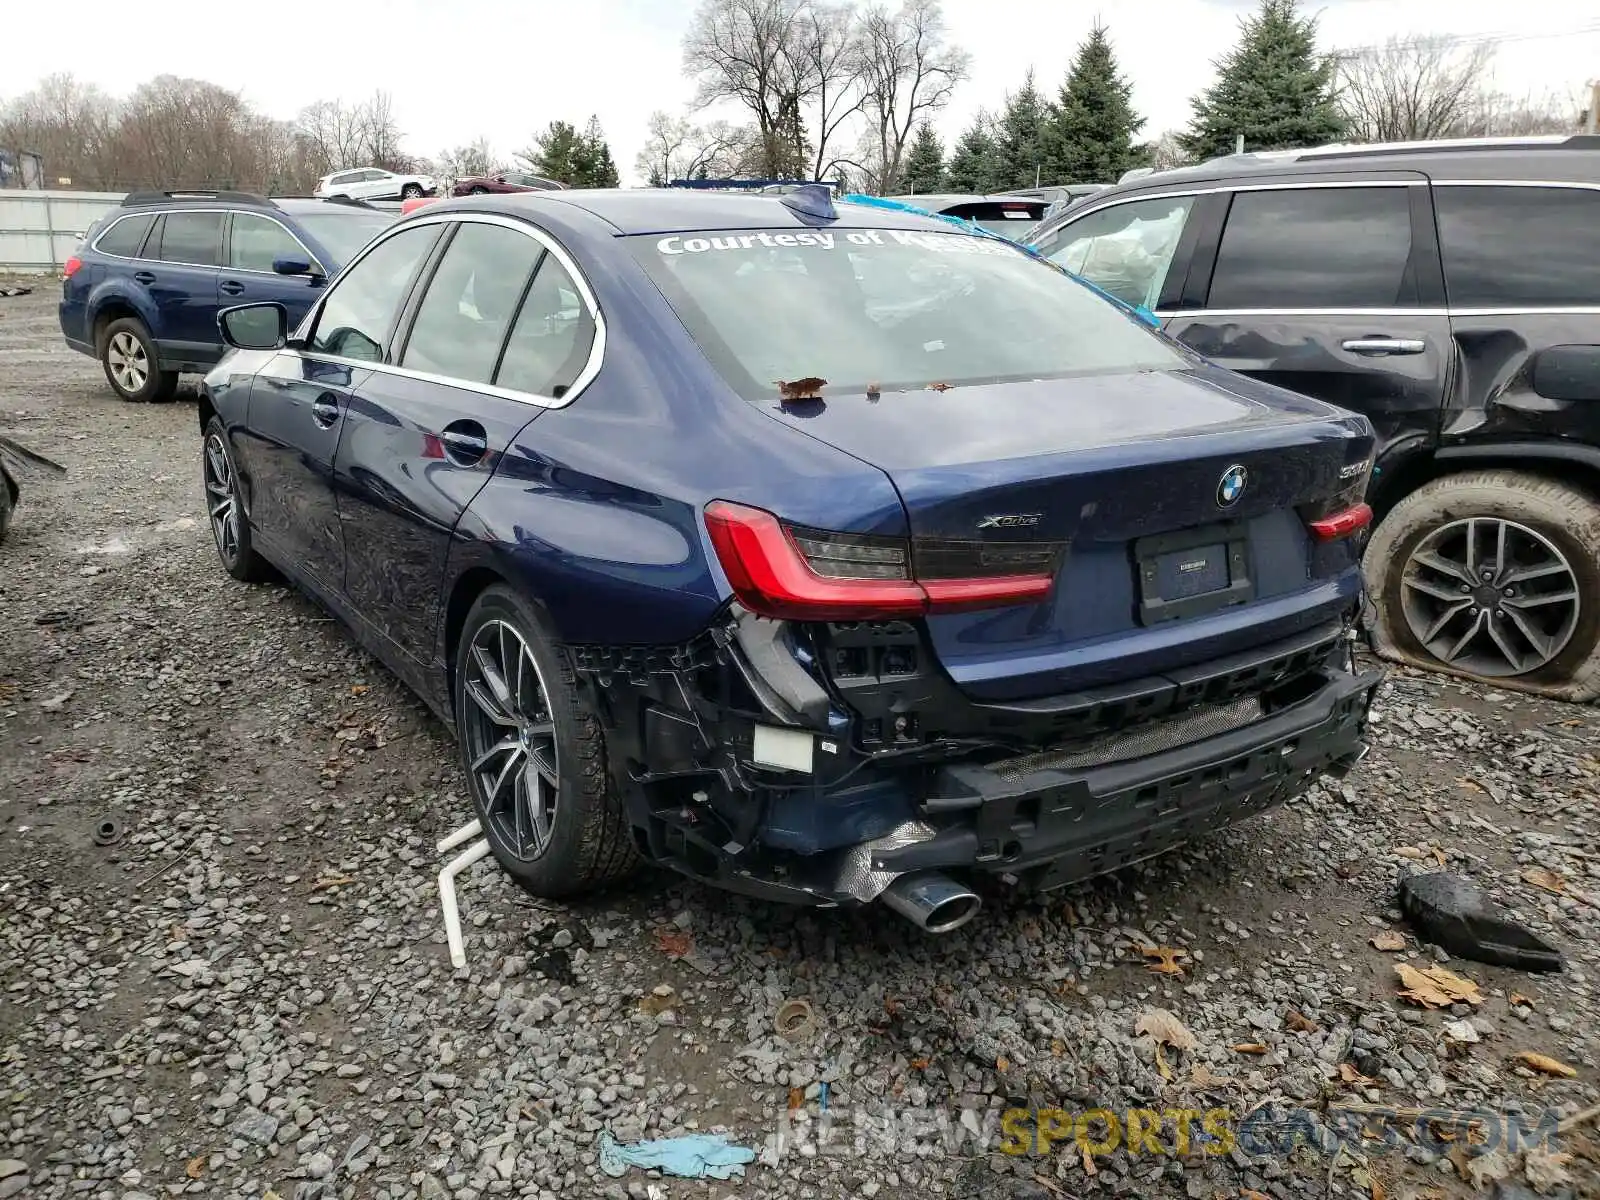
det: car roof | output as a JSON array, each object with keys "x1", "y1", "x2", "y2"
[
  {"x1": 1086, "y1": 134, "x2": 1600, "y2": 198},
  {"x1": 426, "y1": 188, "x2": 1005, "y2": 235}
]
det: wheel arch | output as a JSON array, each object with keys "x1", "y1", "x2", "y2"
[
  {"x1": 90, "y1": 293, "x2": 149, "y2": 347},
  {"x1": 1374, "y1": 439, "x2": 1600, "y2": 519}
]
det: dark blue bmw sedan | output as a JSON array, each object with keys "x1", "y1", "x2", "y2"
[{"x1": 199, "y1": 186, "x2": 1381, "y2": 933}]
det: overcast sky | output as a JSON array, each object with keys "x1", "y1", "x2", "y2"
[{"x1": 6, "y1": 0, "x2": 1598, "y2": 183}]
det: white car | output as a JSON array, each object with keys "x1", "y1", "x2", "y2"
[{"x1": 314, "y1": 167, "x2": 436, "y2": 201}]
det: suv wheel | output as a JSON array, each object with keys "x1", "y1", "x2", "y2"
[
  {"x1": 454, "y1": 585, "x2": 638, "y2": 898},
  {"x1": 1365, "y1": 470, "x2": 1600, "y2": 701},
  {"x1": 401, "y1": 183, "x2": 423, "y2": 199},
  {"x1": 100, "y1": 317, "x2": 178, "y2": 403},
  {"x1": 202, "y1": 418, "x2": 270, "y2": 582}
]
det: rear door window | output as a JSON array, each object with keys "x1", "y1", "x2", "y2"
[
  {"x1": 156, "y1": 211, "x2": 223, "y2": 267},
  {"x1": 1434, "y1": 185, "x2": 1600, "y2": 308},
  {"x1": 400, "y1": 221, "x2": 544, "y2": 385},
  {"x1": 495, "y1": 254, "x2": 596, "y2": 397},
  {"x1": 1207, "y1": 186, "x2": 1416, "y2": 309},
  {"x1": 96, "y1": 213, "x2": 155, "y2": 258},
  {"x1": 1032, "y1": 196, "x2": 1195, "y2": 310}
]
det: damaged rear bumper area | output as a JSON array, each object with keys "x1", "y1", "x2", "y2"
[{"x1": 571, "y1": 612, "x2": 1381, "y2": 930}]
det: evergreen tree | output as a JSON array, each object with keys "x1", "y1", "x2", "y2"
[
  {"x1": 1041, "y1": 22, "x2": 1148, "y2": 184},
  {"x1": 901, "y1": 123, "x2": 945, "y2": 193},
  {"x1": 1178, "y1": 0, "x2": 1344, "y2": 161},
  {"x1": 992, "y1": 70, "x2": 1049, "y2": 191},
  {"x1": 943, "y1": 115, "x2": 1003, "y2": 194},
  {"x1": 573, "y1": 116, "x2": 620, "y2": 188},
  {"x1": 519, "y1": 120, "x2": 582, "y2": 184}
]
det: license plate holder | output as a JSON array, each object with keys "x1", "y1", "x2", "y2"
[{"x1": 1135, "y1": 521, "x2": 1253, "y2": 624}]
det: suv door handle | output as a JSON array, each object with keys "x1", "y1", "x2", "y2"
[
  {"x1": 1341, "y1": 337, "x2": 1426, "y2": 356},
  {"x1": 133, "y1": 271, "x2": 156, "y2": 284},
  {"x1": 440, "y1": 420, "x2": 489, "y2": 466},
  {"x1": 311, "y1": 395, "x2": 341, "y2": 428},
  {"x1": 220, "y1": 280, "x2": 245, "y2": 296}
]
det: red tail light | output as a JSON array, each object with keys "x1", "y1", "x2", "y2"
[
  {"x1": 61, "y1": 256, "x2": 83, "y2": 279},
  {"x1": 1308, "y1": 502, "x2": 1373, "y2": 541},
  {"x1": 704, "y1": 500, "x2": 1055, "y2": 621}
]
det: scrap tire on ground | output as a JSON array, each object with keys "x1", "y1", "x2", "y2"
[
  {"x1": 0, "y1": 474, "x2": 12, "y2": 544},
  {"x1": 454, "y1": 584, "x2": 639, "y2": 898},
  {"x1": 1364, "y1": 469, "x2": 1600, "y2": 702}
]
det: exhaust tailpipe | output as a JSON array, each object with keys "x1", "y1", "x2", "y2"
[{"x1": 881, "y1": 872, "x2": 982, "y2": 934}]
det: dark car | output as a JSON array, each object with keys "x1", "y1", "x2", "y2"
[
  {"x1": 198, "y1": 186, "x2": 1379, "y2": 931},
  {"x1": 451, "y1": 171, "x2": 566, "y2": 196},
  {"x1": 885, "y1": 193, "x2": 1046, "y2": 239},
  {"x1": 1026, "y1": 134, "x2": 1600, "y2": 701},
  {"x1": 59, "y1": 191, "x2": 396, "y2": 403}
]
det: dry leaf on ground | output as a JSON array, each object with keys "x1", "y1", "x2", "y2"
[
  {"x1": 185, "y1": 1156, "x2": 205, "y2": 1180},
  {"x1": 1139, "y1": 945, "x2": 1188, "y2": 976},
  {"x1": 1191, "y1": 1062, "x2": 1234, "y2": 1088},
  {"x1": 909, "y1": 1056, "x2": 930, "y2": 1070},
  {"x1": 1155, "y1": 1044, "x2": 1173, "y2": 1081},
  {"x1": 1135, "y1": 1007, "x2": 1196, "y2": 1051},
  {"x1": 653, "y1": 929, "x2": 691, "y2": 956},
  {"x1": 1339, "y1": 1062, "x2": 1378, "y2": 1086},
  {"x1": 1514, "y1": 1051, "x2": 1577, "y2": 1078},
  {"x1": 1080, "y1": 1145, "x2": 1097, "y2": 1176},
  {"x1": 1285, "y1": 1009, "x2": 1319, "y2": 1033},
  {"x1": 1523, "y1": 868, "x2": 1567, "y2": 895},
  {"x1": 788, "y1": 1087, "x2": 804, "y2": 1111},
  {"x1": 996, "y1": 1055, "x2": 1010, "y2": 1072},
  {"x1": 1510, "y1": 991, "x2": 1536, "y2": 1008},
  {"x1": 1241, "y1": 1190, "x2": 1271, "y2": 1200},
  {"x1": 1369, "y1": 930, "x2": 1406, "y2": 951},
  {"x1": 1523, "y1": 1146, "x2": 1573, "y2": 1192},
  {"x1": 1395, "y1": 962, "x2": 1482, "y2": 1008},
  {"x1": 1232, "y1": 1042, "x2": 1269, "y2": 1054},
  {"x1": 1394, "y1": 845, "x2": 1427, "y2": 859},
  {"x1": 1464, "y1": 1148, "x2": 1515, "y2": 1190}
]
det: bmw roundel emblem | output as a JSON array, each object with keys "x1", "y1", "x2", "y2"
[{"x1": 1217, "y1": 465, "x2": 1248, "y2": 508}]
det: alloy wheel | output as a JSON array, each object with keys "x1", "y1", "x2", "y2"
[
  {"x1": 107, "y1": 331, "x2": 149, "y2": 395},
  {"x1": 203, "y1": 433, "x2": 239, "y2": 562},
  {"x1": 1400, "y1": 516, "x2": 1580, "y2": 677},
  {"x1": 462, "y1": 619, "x2": 560, "y2": 861}
]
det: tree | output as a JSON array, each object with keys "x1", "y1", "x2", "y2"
[
  {"x1": 682, "y1": 0, "x2": 819, "y2": 178},
  {"x1": 519, "y1": 117, "x2": 619, "y2": 188},
  {"x1": 857, "y1": 0, "x2": 969, "y2": 193},
  {"x1": 1146, "y1": 129, "x2": 1191, "y2": 172},
  {"x1": 900, "y1": 122, "x2": 944, "y2": 192},
  {"x1": 1336, "y1": 35, "x2": 1495, "y2": 142},
  {"x1": 436, "y1": 138, "x2": 500, "y2": 189},
  {"x1": 942, "y1": 114, "x2": 1002, "y2": 194},
  {"x1": 0, "y1": 73, "x2": 119, "y2": 187},
  {"x1": 1178, "y1": 0, "x2": 1344, "y2": 161},
  {"x1": 295, "y1": 91, "x2": 409, "y2": 175},
  {"x1": 992, "y1": 68, "x2": 1048, "y2": 190},
  {"x1": 636, "y1": 111, "x2": 756, "y2": 184},
  {"x1": 1041, "y1": 22, "x2": 1147, "y2": 185}
]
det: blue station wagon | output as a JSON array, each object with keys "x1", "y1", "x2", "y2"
[
  {"x1": 60, "y1": 190, "x2": 395, "y2": 402},
  {"x1": 197, "y1": 185, "x2": 1381, "y2": 933}
]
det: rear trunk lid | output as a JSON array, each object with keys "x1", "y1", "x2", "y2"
[{"x1": 766, "y1": 363, "x2": 1374, "y2": 701}]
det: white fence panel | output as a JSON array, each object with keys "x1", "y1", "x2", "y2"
[{"x1": 0, "y1": 191, "x2": 124, "y2": 272}]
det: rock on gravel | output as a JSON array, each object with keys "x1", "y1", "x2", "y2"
[{"x1": 2, "y1": 288, "x2": 1598, "y2": 1199}]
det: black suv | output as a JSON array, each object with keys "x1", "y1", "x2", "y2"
[{"x1": 1026, "y1": 135, "x2": 1600, "y2": 702}]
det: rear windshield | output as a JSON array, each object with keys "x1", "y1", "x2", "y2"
[
  {"x1": 294, "y1": 212, "x2": 397, "y2": 266},
  {"x1": 942, "y1": 202, "x2": 1045, "y2": 238},
  {"x1": 631, "y1": 227, "x2": 1186, "y2": 401}
]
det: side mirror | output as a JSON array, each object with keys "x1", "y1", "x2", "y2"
[
  {"x1": 219, "y1": 302, "x2": 289, "y2": 351},
  {"x1": 1531, "y1": 345, "x2": 1600, "y2": 402},
  {"x1": 272, "y1": 256, "x2": 312, "y2": 276}
]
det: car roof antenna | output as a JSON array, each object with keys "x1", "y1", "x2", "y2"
[{"x1": 779, "y1": 183, "x2": 837, "y2": 223}]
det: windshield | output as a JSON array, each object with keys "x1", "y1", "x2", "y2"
[
  {"x1": 295, "y1": 212, "x2": 398, "y2": 267},
  {"x1": 631, "y1": 227, "x2": 1186, "y2": 401}
]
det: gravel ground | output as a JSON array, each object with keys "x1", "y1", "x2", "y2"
[{"x1": 3, "y1": 283, "x2": 1599, "y2": 1200}]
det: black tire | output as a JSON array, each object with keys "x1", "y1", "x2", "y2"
[
  {"x1": 468, "y1": 186, "x2": 489, "y2": 195},
  {"x1": 99, "y1": 316, "x2": 178, "y2": 403},
  {"x1": 401, "y1": 183, "x2": 423, "y2": 199},
  {"x1": 1364, "y1": 469, "x2": 1600, "y2": 702},
  {"x1": 454, "y1": 585, "x2": 638, "y2": 898},
  {"x1": 202, "y1": 417, "x2": 270, "y2": 583},
  {"x1": 0, "y1": 477, "x2": 13, "y2": 545}
]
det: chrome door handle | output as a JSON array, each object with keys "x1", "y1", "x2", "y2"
[
  {"x1": 440, "y1": 421, "x2": 488, "y2": 465},
  {"x1": 1341, "y1": 337, "x2": 1426, "y2": 356},
  {"x1": 311, "y1": 396, "x2": 341, "y2": 428}
]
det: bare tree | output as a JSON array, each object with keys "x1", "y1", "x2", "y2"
[
  {"x1": 682, "y1": 0, "x2": 819, "y2": 177},
  {"x1": 797, "y1": 3, "x2": 866, "y2": 180},
  {"x1": 857, "y1": 0, "x2": 968, "y2": 194},
  {"x1": 1146, "y1": 129, "x2": 1190, "y2": 171},
  {"x1": 1336, "y1": 35, "x2": 1495, "y2": 143},
  {"x1": 436, "y1": 138, "x2": 500, "y2": 189},
  {"x1": 635, "y1": 111, "x2": 756, "y2": 183},
  {"x1": 0, "y1": 73, "x2": 119, "y2": 187},
  {"x1": 1451, "y1": 86, "x2": 1585, "y2": 137}
]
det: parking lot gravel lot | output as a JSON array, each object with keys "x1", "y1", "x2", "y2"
[{"x1": 3, "y1": 283, "x2": 1599, "y2": 1200}]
